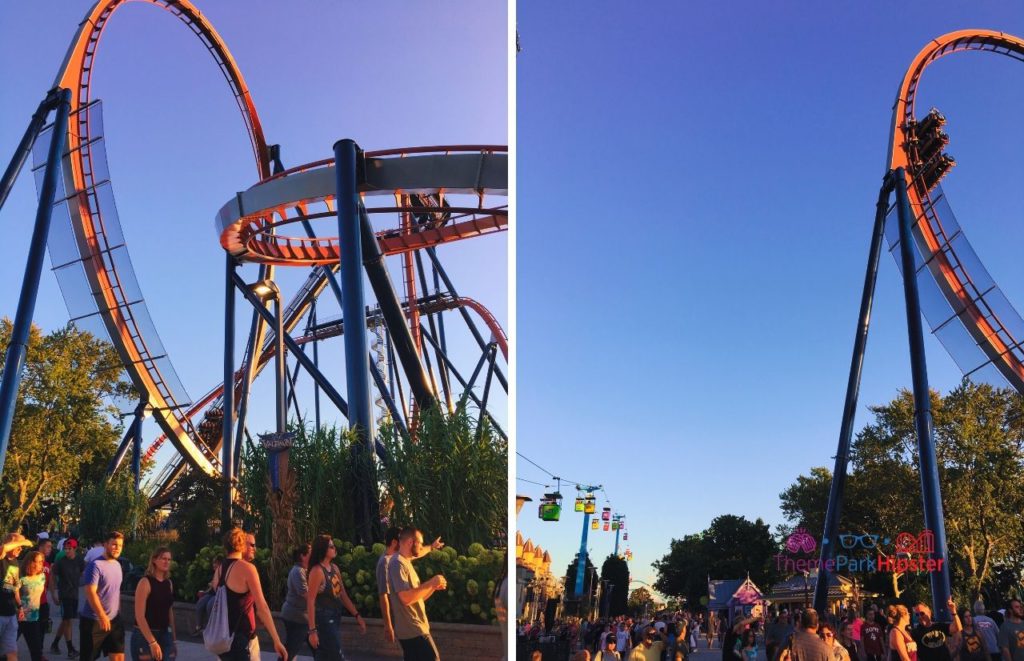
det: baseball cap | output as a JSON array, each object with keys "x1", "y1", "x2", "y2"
[
  {"x1": 64, "y1": 539, "x2": 78, "y2": 549},
  {"x1": 37, "y1": 532, "x2": 49, "y2": 540}
]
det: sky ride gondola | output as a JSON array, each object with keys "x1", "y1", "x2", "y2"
[{"x1": 538, "y1": 491, "x2": 562, "y2": 522}]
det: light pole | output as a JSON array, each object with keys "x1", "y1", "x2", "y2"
[{"x1": 803, "y1": 570, "x2": 810, "y2": 608}]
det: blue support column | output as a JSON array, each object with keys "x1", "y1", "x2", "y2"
[
  {"x1": 335, "y1": 140, "x2": 372, "y2": 442},
  {"x1": 894, "y1": 167, "x2": 953, "y2": 622},
  {"x1": 575, "y1": 509, "x2": 592, "y2": 599},
  {"x1": 0, "y1": 88, "x2": 71, "y2": 482},
  {"x1": 0, "y1": 94, "x2": 55, "y2": 213},
  {"x1": 814, "y1": 174, "x2": 892, "y2": 613},
  {"x1": 335, "y1": 139, "x2": 376, "y2": 544},
  {"x1": 131, "y1": 398, "x2": 146, "y2": 492},
  {"x1": 222, "y1": 255, "x2": 237, "y2": 529}
]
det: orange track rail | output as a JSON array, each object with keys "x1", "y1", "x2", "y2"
[{"x1": 888, "y1": 30, "x2": 1024, "y2": 392}]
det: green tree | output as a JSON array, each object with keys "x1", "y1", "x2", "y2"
[
  {"x1": 563, "y1": 555, "x2": 598, "y2": 616},
  {"x1": 600, "y1": 554, "x2": 630, "y2": 617},
  {"x1": 78, "y1": 473, "x2": 151, "y2": 542},
  {"x1": 0, "y1": 320, "x2": 132, "y2": 530},
  {"x1": 628, "y1": 586, "x2": 654, "y2": 614},
  {"x1": 653, "y1": 514, "x2": 780, "y2": 604},
  {"x1": 779, "y1": 382, "x2": 1024, "y2": 603}
]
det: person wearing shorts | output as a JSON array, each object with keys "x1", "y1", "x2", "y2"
[
  {"x1": 1, "y1": 533, "x2": 35, "y2": 661},
  {"x1": 52, "y1": 538, "x2": 82, "y2": 657},
  {"x1": 79, "y1": 532, "x2": 125, "y2": 661}
]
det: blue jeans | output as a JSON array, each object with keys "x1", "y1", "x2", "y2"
[
  {"x1": 313, "y1": 608, "x2": 345, "y2": 661},
  {"x1": 130, "y1": 627, "x2": 177, "y2": 661}
]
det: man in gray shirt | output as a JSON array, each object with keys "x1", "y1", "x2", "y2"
[
  {"x1": 388, "y1": 528, "x2": 447, "y2": 660},
  {"x1": 377, "y1": 527, "x2": 443, "y2": 645},
  {"x1": 783, "y1": 609, "x2": 832, "y2": 661}
]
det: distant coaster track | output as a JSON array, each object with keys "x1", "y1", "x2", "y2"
[
  {"x1": 888, "y1": 29, "x2": 1024, "y2": 393},
  {"x1": 46, "y1": 0, "x2": 508, "y2": 486}
]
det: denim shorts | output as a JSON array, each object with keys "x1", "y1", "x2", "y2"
[
  {"x1": 130, "y1": 627, "x2": 177, "y2": 661},
  {"x1": 0, "y1": 615, "x2": 18, "y2": 655}
]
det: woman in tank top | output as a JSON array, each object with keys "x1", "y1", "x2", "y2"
[
  {"x1": 306, "y1": 534, "x2": 366, "y2": 660},
  {"x1": 887, "y1": 605, "x2": 918, "y2": 661},
  {"x1": 131, "y1": 547, "x2": 176, "y2": 661},
  {"x1": 219, "y1": 528, "x2": 288, "y2": 661}
]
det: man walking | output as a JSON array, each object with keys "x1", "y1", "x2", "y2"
[
  {"x1": 999, "y1": 599, "x2": 1024, "y2": 661},
  {"x1": 80, "y1": 531, "x2": 125, "y2": 661},
  {"x1": 377, "y1": 528, "x2": 444, "y2": 645},
  {"x1": 972, "y1": 601, "x2": 1001, "y2": 661},
  {"x1": 783, "y1": 609, "x2": 832, "y2": 661},
  {"x1": 388, "y1": 528, "x2": 447, "y2": 660},
  {"x1": 51, "y1": 538, "x2": 82, "y2": 658}
]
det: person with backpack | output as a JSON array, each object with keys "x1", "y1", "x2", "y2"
[
  {"x1": 205, "y1": 528, "x2": 287, "y2": 661},
  {"x1": 306, "y1": 534, "x2": 366, "y2": 660}
]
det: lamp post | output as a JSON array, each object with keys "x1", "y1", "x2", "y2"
[{"x1": 803, "y1": 570, "x2": 810, "y2": 608}]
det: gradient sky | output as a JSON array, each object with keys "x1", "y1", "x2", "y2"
[
  {"x1": 0, "y1": 2, "x2": 507, "y2": 488},
  {"x1": 517, "y1": 1, "x2": 1024, "y2": 595}
]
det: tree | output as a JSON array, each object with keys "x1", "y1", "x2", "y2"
[
  {"x1": 600, "y1": 554, "x2": 630, "y2": 617},
  {"x1": 563, "y1": 554, "x2": 598, "y2": 616},
  {"x1": 628, "y1": 586, "x2": 654, "y2": 614},
  {"x1": 653, "y1": 514, "x2": 780, "y2": 605},
  {"x1": 779, "y1": 382, "x2": 1024, "y2": 603},
  {"x1": 0, "y1": 321, "x2": 132, "y2": 530}
]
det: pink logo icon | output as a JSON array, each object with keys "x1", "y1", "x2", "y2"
[
  {"x1": 786, "y1": 528, "x2": 817, "y2": 554},
  {"x1": 894, "y1": 530, "x2": 934, "y2": 554}
]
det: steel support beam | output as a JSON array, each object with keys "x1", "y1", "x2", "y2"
[
  {"x1": 0, "y1": 88, "x2": 71, "y2": 482},
  {"x1": 335, "y1": 139, "x2": 376, "y2": 545},
  {"x1": 359, "y1": 204, "x2": 436, "y2": 410},
  {"x1": 232, "y1": 271, "x2": 349, "y2": 418},
  {"x1": 814, "y1": 174, "x2": 893, "y2": 613},
  {"x1": 420, "y1": 326, "x2": 506, "y2": 440},
  {"x1": 0, "y1": 92, "x2": 57, "y2": 213},
  {"x1": 425, "y1": 247, "x2": 507, "y2": 391},
  {"x1": 222, "y1": 255, "x2": 237, "y2": 529},
  {"x1": 894, "y1": 167, "x2": 953, "y2": 622},
  {"x1": 131, "y1": 398, "x2": 146, "y2": 492}
]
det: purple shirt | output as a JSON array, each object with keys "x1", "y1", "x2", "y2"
[{"x1": 79, "y1": 557, "x2": 122, "y2": 620}]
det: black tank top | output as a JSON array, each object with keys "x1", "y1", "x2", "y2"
[
  {"x1": 220, "y1": 559, "x2": 255, "y2": 639},
  {"x1": 313, "y1": 563, "x2": 345, "y2": 612},
  {"x1": 143, "y1": 576, "x2": 173, "y2": 630}
]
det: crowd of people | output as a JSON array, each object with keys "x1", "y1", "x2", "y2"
[
  {"x1": 517, "y1": 596, "x2": 1024, "y2": 661},
  {"x1": 1, "y1": 525, "x2": 453, "y2": 661},
  {"x1": 762, "y1": 599, "x2": 1024, "y2": 661},
  {"x1": 519, "y1": 610, "x2": 711, "y2": 661}
]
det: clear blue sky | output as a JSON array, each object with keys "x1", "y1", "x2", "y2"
[
  {"x1": 516, "y1": 1, "x2": 1024, "y2": 595},
  {"x1": 0, "y1": 2, "x2": 507, "y2": 488}
]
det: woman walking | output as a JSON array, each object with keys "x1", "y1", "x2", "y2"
[
  {"x1": 131, "y1": 547, "x2": 177, "y2": 661},
  {"x1": 218, "y1": 528, "x2": 288, "y2": 660},
  {"x1": 306, "y1": 534, "x2": 366, "y2": 660},
  {"x1": 18, "y1": 550, "x2": 47, "y2": 661},
  {"x1": 819, "y1": 623, "x2": 851, "y2": 661},
  {"x1": 281, "y1": 543, "x2": 311, "y2": 660},
  {"x1": 887, "y1": 605, "x2": 917, "y2": 661}
]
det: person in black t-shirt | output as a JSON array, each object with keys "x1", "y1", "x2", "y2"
[{"x1": 911, "y1": 599, "x2": 962, "y2": 661}]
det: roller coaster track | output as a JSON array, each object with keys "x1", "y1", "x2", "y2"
[
  {"x1": 43, "y1": 0, "x2": 507, "y2": 484},
  {"x1": 888, "y1": 30, "x2": 1024, "y2": 394}
]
